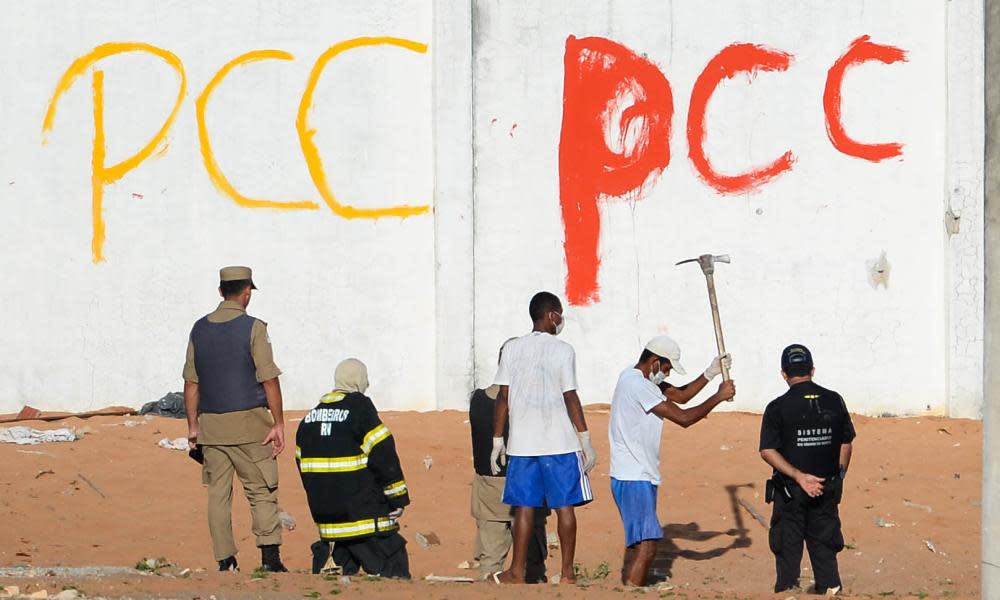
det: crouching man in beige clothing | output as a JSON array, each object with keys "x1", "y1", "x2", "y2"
[{"x1": 468, "y1": 343, "x2": 549, "y2": 582}]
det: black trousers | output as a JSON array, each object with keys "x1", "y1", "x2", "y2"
[
  {"x1": 312, "y1": 531, "x2": 411, "y2": 579},
  {"x1": 524, "y1": 508, "x2": 551, "y2": 584},
  {"x1": 768, "y1": 478, "x2": 844, "y2": 593}
]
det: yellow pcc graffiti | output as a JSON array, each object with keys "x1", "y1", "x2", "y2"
[{"x1": 42, "y1": 37, "x2": 430, "y2": 263}]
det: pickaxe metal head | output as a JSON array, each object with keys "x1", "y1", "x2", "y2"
[{"x1": 675, "y1": 253, "x2": 731, "y2": 275}]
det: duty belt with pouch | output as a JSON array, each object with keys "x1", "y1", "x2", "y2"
[
  {"x1": 765, "y1": 472, "x2": 842, "y2": 503},
  {"x1": 765, "y1": 473, "x2": 792, "y2": 504}
]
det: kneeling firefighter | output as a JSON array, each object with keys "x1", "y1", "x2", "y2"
[{"x1": 296, "y1": 358, "x2": 411, "y2": 578}]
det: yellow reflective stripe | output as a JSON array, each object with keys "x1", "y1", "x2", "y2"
[
  {"x1": 383, "y1": 480, "x2": 407, "y2": 498},
  {"x1": 298, "y1": 454, "x2": 368, "y2": 473},
  {"x1": 320, "y1": 391, "x2": 346, "y2": 404},
  {"x1": 316, "y1": 517, "x2": 399, "y2": 539},
  {"x1": 361, "y1": 424, "x2": 391, "y2": 453}
]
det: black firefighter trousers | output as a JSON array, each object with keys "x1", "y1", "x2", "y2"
[
  {"x1": 312, "y1": 531, "x2": 410, "y2": 579},
  {"x1": 768, "y1": 478, "x2": 844, "y2": 593}
]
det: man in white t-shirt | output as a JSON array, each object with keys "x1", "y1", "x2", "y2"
[
  {"x1": 490, "y1": 291, "x2": 596, "y2": 585},
  {"x1": 609, "y1": 335, "x2": 735, "y2": 586}
]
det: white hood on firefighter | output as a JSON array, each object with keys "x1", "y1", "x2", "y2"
[{"x1": 334, "y1": 358, "x2": 369, "y2": 394}]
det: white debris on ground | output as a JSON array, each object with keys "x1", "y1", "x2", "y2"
[
  {"x1": 157, "y1": 437, "x2": 188, "y2": 451},
  {"x1": 278, "y1": 511, "x2": 296, "y2": 531},
  {"x1": 0, "y1": 427, "x2": 77, "y2": 445}
]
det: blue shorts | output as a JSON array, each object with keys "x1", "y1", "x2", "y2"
[
  {"x1": 611, "y1": 478, "x2": 663, "y2": 547},
  {"x1": 503, "y1": 452, "x2": 593, "y2": 508}
]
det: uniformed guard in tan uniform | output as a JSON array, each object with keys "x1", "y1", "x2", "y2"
[{"x1": 183, "y1": 266, "x2": 288, "y2": 573}]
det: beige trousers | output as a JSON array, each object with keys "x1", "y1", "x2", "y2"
[
  {"x1": 203, "y1": 443, "x2": 282, "y2": 561},
  {"x1": 471, "y1": 474, "x2": 514, "y2": 578}
]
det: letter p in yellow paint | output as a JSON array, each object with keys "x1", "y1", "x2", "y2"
[{"x1": 42, "y1": 43, "x2": 186, "y2": 263}]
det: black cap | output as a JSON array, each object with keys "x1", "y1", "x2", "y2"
[{"x1": 781, "y1": 344, "x2": 813, "y2": 372}]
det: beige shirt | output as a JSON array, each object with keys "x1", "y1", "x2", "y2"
[{"x1": 183, "y1": 301, "x2": 282, "y2": 445}]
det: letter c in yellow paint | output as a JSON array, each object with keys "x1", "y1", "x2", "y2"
[
  {"x1": 197, "y1": 50, "x2": 319, "y2": 212},
  {"x1": 42, "y1": 42, "x2": 186, "y2": 263},
  {"x1": 296, "y1": 37, "x2": 431, "y2": 219}
]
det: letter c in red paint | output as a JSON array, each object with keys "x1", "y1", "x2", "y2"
[
  {"x1": 824, "y1": 35, "x2": 908, "y2": 162},
  {"x1": 687, "y1": 43, "x2": 795, "y2": 195}
]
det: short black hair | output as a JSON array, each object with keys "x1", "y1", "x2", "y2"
[
  {"x1": 639, "y1": 349, "x2": 661, "y2": 364},
  {"x1": 220, "y1": 279, "x2": 252, "y2": 299},
  {"x1": 783, "y1": 363, "x2": 813, "y2": 378},
  {"x1": 529, "y1": 291, "x2": 562, "y2": 322}
]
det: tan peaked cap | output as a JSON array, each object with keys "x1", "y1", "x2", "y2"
[{"x1": 219, "y1": 266, "x2": 257, "y2": 289}]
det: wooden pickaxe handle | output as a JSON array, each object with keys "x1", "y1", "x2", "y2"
[{"x1": 704, "y1": 273, "x2": 733, "y2": 395}]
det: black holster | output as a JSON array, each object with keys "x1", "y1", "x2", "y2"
[{"x1": 765, "y1": 474, "x2": 792, "y2": 504}]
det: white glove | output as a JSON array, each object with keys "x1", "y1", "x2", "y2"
[
  {"x1": 577, "y1": 431, "x2": 597, "y2": 473},
  {"x1": 388, "y1": 507, "x2": 404, "y2": 521},
  {"x1": 490, "y1": 437, "x2": 507, "y2": 475},
  {"x1": 704, "y1": 353, "x2": 732, "y2": 380}
]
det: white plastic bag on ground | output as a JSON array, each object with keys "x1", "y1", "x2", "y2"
[
  {"x1": 0, "y1": 427, "x2": 77, "y2": 445},
  {"x1": 157, "y1": 437, "x2": 189, "y2": 450}
]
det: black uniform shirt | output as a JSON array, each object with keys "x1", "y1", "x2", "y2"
[
  {"x1": 469, "y1": 388, "x2": 509, "y2": 477},
  {"x1": 759, "y1": 380, "x2": 856, "y2": 478}
]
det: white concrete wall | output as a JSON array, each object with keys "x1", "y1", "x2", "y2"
[
  {"x1": 0, "y1": 1, "x2": 985, "y2": 417},
  {"x1": 0, "y1": 1, "x2": 437, "y2": 413},
  {"x1": 471, "y1": 0, "x2": 982, "y2": 417}
]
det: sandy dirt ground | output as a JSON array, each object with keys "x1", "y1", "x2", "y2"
[{"x1": 0, "y1": 408, "x2": 982, "y2": 599}]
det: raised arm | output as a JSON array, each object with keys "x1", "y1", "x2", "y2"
[
  {"x1": 651, "y1": 379, "x2": 734, "y2": 427},
  {"x1": 666, "y1": 354, "x2": 732, "y2": 404},
  {"x1": 663, "y1": 375, "x2": 709, "y2": 405}
]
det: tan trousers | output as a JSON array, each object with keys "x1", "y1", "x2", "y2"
[
  {"x1": 471, "y1": 475, "x2": 514, "y2": 578},
  {"x1": 203, "y1": 443, "x2": 282, "y2": 561}
]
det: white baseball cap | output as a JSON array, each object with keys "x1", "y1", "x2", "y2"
[{"x1": 644, "y1": 335, "x2": 687, "y2": 375}]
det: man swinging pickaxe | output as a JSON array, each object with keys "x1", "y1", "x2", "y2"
[{"x1": 676, "y1": 254, "x2": 734, "y2": 399}]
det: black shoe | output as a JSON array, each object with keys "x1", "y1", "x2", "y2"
[
  {"x1": 218, "y1": 556, "x2": 238, "y2": 572},
  {"x1": 260, "y1": 544, "x2": 288, "y2": 572}
]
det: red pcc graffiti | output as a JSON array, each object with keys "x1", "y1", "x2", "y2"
[{"x1": 559, "y1": 35, "x2": 907, "y2": 306}]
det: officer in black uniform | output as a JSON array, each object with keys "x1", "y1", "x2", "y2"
[{"x1": 758, "y1": 344, "x2": 855, "y2": 594}]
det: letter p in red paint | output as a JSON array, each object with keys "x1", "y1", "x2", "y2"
[{"x1": 559, "y1": 36, "x2": 673, "y2": 306}]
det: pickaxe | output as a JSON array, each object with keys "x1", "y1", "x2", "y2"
[{"x1": 676, "y1": 254, "x2": 733, "y2": 394}]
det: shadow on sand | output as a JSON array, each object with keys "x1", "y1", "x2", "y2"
[{"x1": 647, "y1": 483, "x2": 760, "y2": 584}]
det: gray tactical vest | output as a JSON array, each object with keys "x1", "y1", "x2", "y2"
[{"x1": 190, "y1": 313, "x2": 267, "y2": 414}]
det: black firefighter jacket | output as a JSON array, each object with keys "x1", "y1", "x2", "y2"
[{"x1": 295, "y1": 391, "x2": 410, "y2": 541}]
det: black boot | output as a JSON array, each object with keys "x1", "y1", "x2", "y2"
[
  {"x1": 218, "y1": 556, "x2": 238, "y2": 572},
  {"x1": 311, "y1": 540, "x2": 332, "y2": 574},
  {"x1": 260, "y1": 544, "x2": 288, "y2": 572}
]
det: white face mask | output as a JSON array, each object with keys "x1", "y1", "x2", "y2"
[
  {"x1": 553, "y1": 312, "x2": 565, "y2": 336},
  {"x1": 649, "y1": 371, "x2": 666, "y2": 386}
]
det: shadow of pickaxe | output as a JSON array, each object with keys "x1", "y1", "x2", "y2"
[{"x1": 725, "y1": 482, "x2": 768, "y2": 549}]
